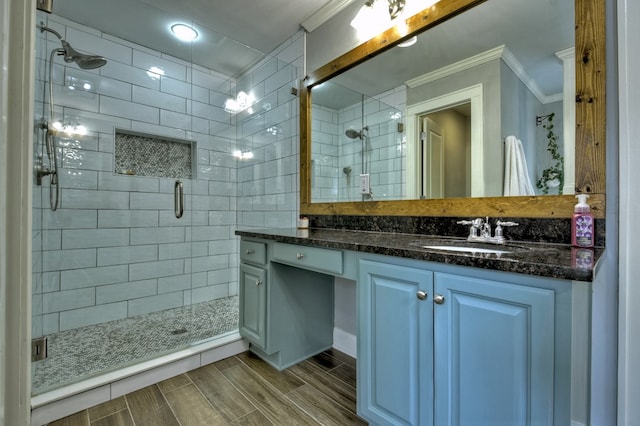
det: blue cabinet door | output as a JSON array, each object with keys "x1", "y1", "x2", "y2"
[
  {"x1": 358, "y1": 260, "x2": 434, "y2": 426},
  {"x1": 239, "y1": 263, "x2": 267, "y2": 349},
  {"x1": 434, "y1": 272, "x2": 555, "y2": 426}
]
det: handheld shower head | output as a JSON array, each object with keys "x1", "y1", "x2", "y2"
[{"x1": 40, "y1": 22, "x2": 107, "y2": 69}]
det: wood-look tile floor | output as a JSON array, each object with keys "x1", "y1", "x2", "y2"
[{"x1": 47, "y1": 349, "x2": 367, "y2": 426}]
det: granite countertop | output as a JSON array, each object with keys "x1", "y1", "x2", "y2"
[{"x1": 235, "y1": 227, "x2": 604, "y2": 282}]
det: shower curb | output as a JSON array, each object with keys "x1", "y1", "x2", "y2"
[{"x1": 30, "y1": 333, "x2": 248, "y2": 426}]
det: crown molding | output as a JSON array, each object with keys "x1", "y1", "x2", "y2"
[
  {"x1": 301, "y1": 0, "x2": 355, "y2": 32},
  {"x1": 406, "y1": 44, "x2": 563, "y2": 104},
  {"x1": 555, "y1": 46, "x2": 575, "y2": 61}
]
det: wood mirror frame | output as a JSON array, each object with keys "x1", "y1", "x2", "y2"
[{"x1": 300, "y1": 0, "x2": 605, "y2": 219}]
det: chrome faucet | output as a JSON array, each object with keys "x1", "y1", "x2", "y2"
[{"x1": 457, "y1": 217, "x2": 519, "y2": 244}]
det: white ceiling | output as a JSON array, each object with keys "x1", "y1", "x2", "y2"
[
  {"x1": 50, "y1": 0, "x2": 347, "y2": 76},
  {"x1": 50, "y1": 0, "x2": 573, "y2": 100}
]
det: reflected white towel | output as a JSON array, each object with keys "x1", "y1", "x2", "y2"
[{"x1": 503, "y1": 135, "x2": 535, "y2": 196}]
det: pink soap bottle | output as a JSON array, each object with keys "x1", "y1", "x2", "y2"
[{"x1": 571, "y1": 194, "x2": 594, "y2": 248}]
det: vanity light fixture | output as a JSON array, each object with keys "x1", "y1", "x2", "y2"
[
  {"x1": 388, "y1": 0, "x2": 406, "y2": 19},
  {"x1": 171, "y1": 23, "x2": 198, "y2": 42},
  {"x1": 350, "y1": 0, "x2": 393, "y2": 39},
  {"x1": 351, "y1": 0, "x2": 439, "y2": 40}
]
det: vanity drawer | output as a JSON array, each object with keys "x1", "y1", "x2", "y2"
[
  {"x1": 272, "y1": 242, "x2": 343, "y2": 275},
  {"x1": 240, "y1": 240, "x2": 267, "y2": 265}
]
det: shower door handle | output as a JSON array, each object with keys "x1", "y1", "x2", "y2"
[{"x1": 174, "y1": 180, "x2": 184, "y2": 219}]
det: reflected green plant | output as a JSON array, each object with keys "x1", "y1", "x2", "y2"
[{"x1": 536, "y1": 113, "x2": 564, "y2": 195}]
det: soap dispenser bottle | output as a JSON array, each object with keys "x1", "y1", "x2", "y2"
[{"x1": 571, "y1": 194, "x2": 594, "y2": 248}]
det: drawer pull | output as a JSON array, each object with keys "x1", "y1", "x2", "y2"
[
  {"x1": 256, "y1": 280, "x2": 263, "y2": 286},
  {"x1": 416, "y1": 291, "x2": 428, "y2": 301},
  {"x1": 245, "y1": 249, "x2": 256, "y2": 255},
  {"x1": 296, "y1": 252, "x2": 304, "y2": 260},
  {"x1": 434, "y1": 294, "x2": 445, "y2": 305}
]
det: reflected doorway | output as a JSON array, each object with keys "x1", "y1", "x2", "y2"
[
  {"x1": 420, "y1": 104, "x2": 471, "y2": 199},
  {"x1": 406, "y1": 84, "x2": 484, "y2": 199}
]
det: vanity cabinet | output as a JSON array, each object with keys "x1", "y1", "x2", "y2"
[
  {"x1": 239, "y1": 240, "x2": 268, "y2": 349},
  {"x1": 238, "y1": 238, "x2": 336, "y2": 370},
  {"x1": 239, "y1": 263, "x2": 267, "y2": 348},
  {"x1": 237, "y1": 233, "x2": 586, "y2": 425},
  {"x1": 358, "y1": 260, "x2": 435, "y2": 426},
  {"x1": 359, "y1": 257, "x2": 563, "y2": 426},
  {"x1": 434, "y1": 272, "x2": 556, "y2": 425}
]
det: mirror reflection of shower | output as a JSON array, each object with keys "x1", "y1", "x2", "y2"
[
  {"x1": 342, "y1": 165, "x2": 352, "y2": 200},
  {"x1": 35, "y1": 22, "x2": 107, "y2": 211},
  {"x1": 345, "y1": 122, "x2": 372, "y2": 200}
]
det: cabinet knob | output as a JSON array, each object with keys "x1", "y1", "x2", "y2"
[
  {"x1": 434, "y1": 294, "x2": 445, "y2": 305},
  {"x1": 245, "y1": 249, "x2": 255, "y2": 255},
  {"x1": 296, "y1": 252, "x2": 304, "y2": 260},
  {"x1": 256, "y1": 280, "x2": 262, "y2": 286},
  {"x1": 416, "y1": 291, "x2": 428, "y2": 300}
]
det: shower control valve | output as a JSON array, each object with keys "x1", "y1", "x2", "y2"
[
  {"x1": 34, "y1": 155, "x2": 56, "y2": 186},
  {"x1": 360, "y1": 173, "x2": 371, "y2": 194}
]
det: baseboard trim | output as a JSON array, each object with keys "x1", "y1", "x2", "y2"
[{"x1": 333, "y1": 327, "x2": 357, "y2": 358}]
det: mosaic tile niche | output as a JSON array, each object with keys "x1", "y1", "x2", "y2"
[{"x1": 115, "y1": 130, "x2": 194, "y2": 179}]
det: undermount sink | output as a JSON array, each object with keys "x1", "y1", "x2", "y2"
[
  {"x1": 419, "y1": 245, "x2": 513, "y2": 255},
  {"x1": 408, "y1": 238, "x2": 533, "y2": 255}
]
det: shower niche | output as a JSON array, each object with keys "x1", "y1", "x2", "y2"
[{"x1": 114, "y1": 129, "x2": 196, "y2": 179}]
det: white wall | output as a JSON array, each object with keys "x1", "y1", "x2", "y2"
[
  {"x1": 617, "y1": 0, "x2": 640, "y2": 423},
  {"x1": 305, "y1": 1, "x2": 362, "y2": 72}
]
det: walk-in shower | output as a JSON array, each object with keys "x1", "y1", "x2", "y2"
[
  {"x1": 31, "y1": 11, "x2": 299, "y2": 416},
  {"x1": 35, "y1": 22, "x2": 107, "y2": 211},
  {"x1": 31, "y1": 17, "x2": 243, "y2": 398}
]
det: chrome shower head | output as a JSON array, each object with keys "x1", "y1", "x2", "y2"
[
  {"x1": 345, "y1": 126, "x2": 368, "y2": 140},
  {"x1": 60, "y1": 40, "x2": 107, "y2": 69},
  {"x1": 40, "y1": 22, "x2": 107, "y2": 69}
]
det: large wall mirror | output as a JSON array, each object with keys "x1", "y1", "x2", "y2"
[{"x1": 300, "y1": 0, "x2": 605, "y2": 218}]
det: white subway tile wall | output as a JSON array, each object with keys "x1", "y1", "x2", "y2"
[{"x1": 32, "y1": 12, "x2": 303, "y2": 338}]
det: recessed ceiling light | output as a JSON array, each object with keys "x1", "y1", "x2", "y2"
[{"x1": 171, "y1": 24, "x2": 198, "y2": 42}]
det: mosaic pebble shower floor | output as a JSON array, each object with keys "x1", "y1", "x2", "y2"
[{"x1": 32, "y1": 296, "x2": 239, "y2": 394}]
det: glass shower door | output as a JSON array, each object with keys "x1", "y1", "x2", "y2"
[{"x1": 30, "y1": 11, "x2": 240, "y2": 395}]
